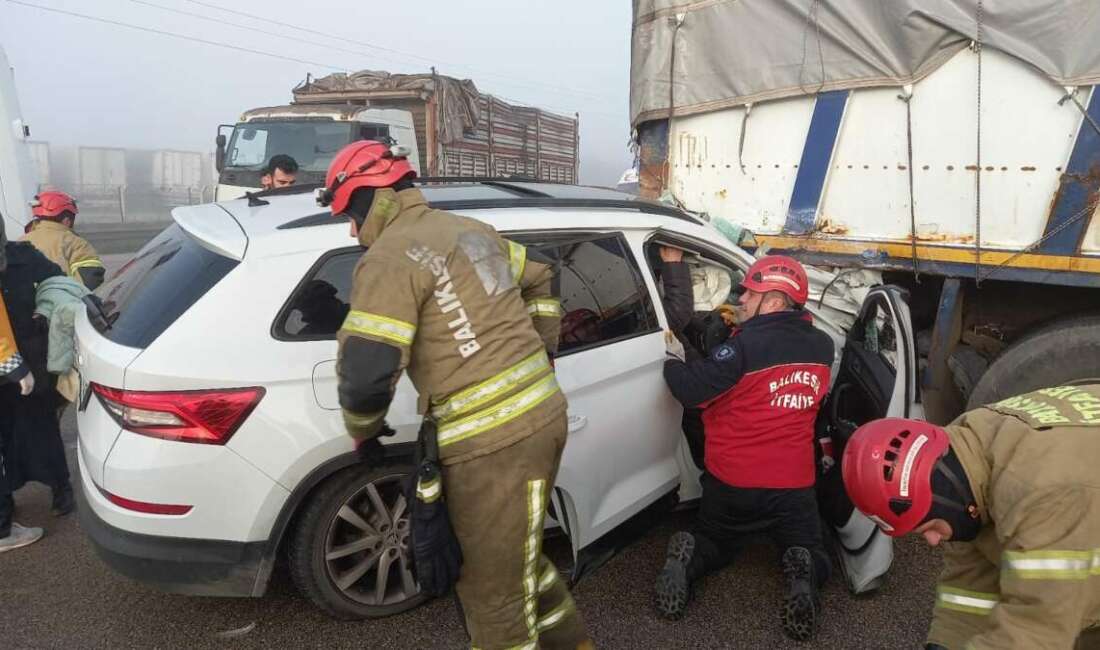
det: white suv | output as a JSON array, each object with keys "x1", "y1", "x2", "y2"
[{"x1": 74, "y1": 180, "x2": 920, "y2": 619}]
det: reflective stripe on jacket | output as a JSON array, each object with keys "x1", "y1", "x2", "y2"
[
  {"x1": 928, "y1": 384, "x2": 1100, "y2": 649},
  {"x1": 22, "y1": 220, "x2": 105, "y2": 289},
  {"x1": 336, "y1": 188, "x2": 564, "y2": 464}
]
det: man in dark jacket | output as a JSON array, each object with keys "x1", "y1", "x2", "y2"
[
  {"x1": 655, "y1": 255, "x2": 834, "y2": 642},
  {"x1": 655, "y1": 246, "x2": 735, "y2": 468},
  {"x1": 0, "y1": 241, "x2": 73, "y2": 553}
]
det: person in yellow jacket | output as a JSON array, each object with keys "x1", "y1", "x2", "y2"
[
  {"x1": 23, "y1": 190, "x2": 105, "y2": 290},
  {"x1": 842, "y1": 385, "x2": 1100, "y2": 649},
  {"x1": 317, "y1": 141, "x2": 589, "y2": 650}
]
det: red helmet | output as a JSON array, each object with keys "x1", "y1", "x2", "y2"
[
  {"x1": 842, "y1": 418, "x2": 951, "y2": 537},
  {"x1": 740, "y1": 255, "x2": 809, "y2": 305},
  {"x1": 317, "y1": 140, "x2": 416, "y2": 215},
  {"x1": 31, "y1": 190, "x2": 78, "y2": 220}
]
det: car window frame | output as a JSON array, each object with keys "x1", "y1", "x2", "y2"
[
  {"x1": 271, "y1": 245, "x2": 363, "y2": 342},
  {"x1": 271, "y1": 229, "x2": 663, "y2": 353},
  {"x1": 510, "y1": 230, "x2": 662, "y2": 358}
]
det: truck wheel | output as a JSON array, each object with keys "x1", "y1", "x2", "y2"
[
  {"x1": 288, "y1": 462, "x2": 427, "y2": 620},
  {"x1": 967, "y1": 315, "x2": 1100, "y2": 409}
]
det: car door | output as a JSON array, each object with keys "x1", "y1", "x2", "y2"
[
  {"x1": 816, "y1": 284, "x2": 919, "y2": 594},
  {"x1": 514, "y1": 230, "x2": 684, "y2": 557}
]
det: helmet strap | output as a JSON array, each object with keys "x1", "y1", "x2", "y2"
[{"x1": 924, "y1": 447, "x2": 982, "y2": 541}]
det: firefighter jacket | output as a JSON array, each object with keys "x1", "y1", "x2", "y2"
[
  {"x1": 23, "y1": 219, "x2": 105, "y2": 290},
  {"x1": 928, "y1": 384, "x2": 1100, "y2": 650},
  {"x1": 663, "y1": 309, "x2": 833, "y2": 489},
  {"x1": 336, "y1": 187, "x2": 564, "y2": 465}
]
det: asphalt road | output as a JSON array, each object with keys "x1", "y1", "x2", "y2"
[{"x1": 1, "y1": 409, "x2": 941, "y2": 649}]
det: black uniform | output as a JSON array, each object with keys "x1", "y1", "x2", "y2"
[
  {"x1": 0, "y1": 242, "x2": 69, "y2": 536},
  {"x1": 659, "y1": 260, "x2": 732, "y2": 469}
]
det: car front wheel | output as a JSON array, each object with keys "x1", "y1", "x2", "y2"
[{"x1": 288, "y1": 462, "x2": 427, "y2": 619}]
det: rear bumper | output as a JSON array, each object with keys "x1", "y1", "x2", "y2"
[{"x1": 79, "y1": 484, "x2": 266, "y2": 597}]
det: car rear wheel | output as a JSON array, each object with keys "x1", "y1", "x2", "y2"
[{"x1": 288, "y1": 462, "x2": 427, "y2": 619}]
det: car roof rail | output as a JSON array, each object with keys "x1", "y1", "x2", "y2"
[
  {"x1": 244, "y1": 182, "x2": 325, "y2": 206},
  {"x1": 277, "y1": 197, "x2": 704, "y2": 230},
  {"x1": 415, "y1": 177, "x2": 551, "y2": 198}
]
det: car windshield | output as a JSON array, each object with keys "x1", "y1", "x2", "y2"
[{"x1": 224, "y1": 120, "x2": 370, "y2": 172}]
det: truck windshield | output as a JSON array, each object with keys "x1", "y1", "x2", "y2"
[{"x1": 224, "y1": 120, "x2": 389, "y2": 172}]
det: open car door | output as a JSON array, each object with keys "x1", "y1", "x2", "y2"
[{"x1": 815, "y1": 285, "x2": 919, "y2": 594}]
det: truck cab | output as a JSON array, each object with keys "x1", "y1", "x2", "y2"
[{"x1": 214, "y1": 105, "x2": 420, "y2": 201}]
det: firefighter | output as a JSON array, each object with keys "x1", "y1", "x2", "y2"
[
  {"x1": 655, "y1": 255, "x2": 834, "y2": 642},
  {"x1": 318, "y1": 141, "x2": 591, "y2": 650},
  {"x1": 843, "y1": 386, "x2": 1100, "y2": 650},
  {"x1": 23, "y1": 190, "x2": 105, "y2": 290}
]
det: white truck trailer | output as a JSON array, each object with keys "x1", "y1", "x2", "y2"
[
  {"x1": 631, "y1": 1, "x2": 1100, "y2": 425},
  {"x1": 0, "y1": 43, "x2": 36, "y2": 239}
]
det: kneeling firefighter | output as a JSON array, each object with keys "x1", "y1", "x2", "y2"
[{"x1": 319, "y1": 140, "x2": 592, "y2": 650}]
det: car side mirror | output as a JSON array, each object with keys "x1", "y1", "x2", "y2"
[{"x1": 215, "y1": 133, "x2": 227, "y2": 172}]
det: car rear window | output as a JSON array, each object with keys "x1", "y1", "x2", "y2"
[{"x1": 92, "y1": 224, "x2": 239, "y2": 348}]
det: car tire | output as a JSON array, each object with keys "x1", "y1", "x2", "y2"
[
  {"x1": 967, "y1": 314, "x2": 1100, "y2": 409},
  {"x1": 288, "y1": 461, "x2": 428, "y2": 620}
]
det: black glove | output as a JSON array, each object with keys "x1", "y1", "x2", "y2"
[
  {"x1": 355, "y1": 437, "x2": 385, "y2": 466},
  {"x1": 924, "y1": 645, "x2": 949, "y2": 650},
  {"x1": 409, "y1": 460, "x2": 463, "y2": 597}
]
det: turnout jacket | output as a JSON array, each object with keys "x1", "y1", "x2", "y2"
[
  {"x1": 663, "y1": 310, "x2": 833, "y2": 489},
  {"x1": 23, "y1": 219, "x2": 105, "y2": 290},
  {"x1": 336, "y1": 187, "x2": 563, "y2": 465},
  {"x1": 928, "y1": 384, "x2": 1100, "y2": 650}
]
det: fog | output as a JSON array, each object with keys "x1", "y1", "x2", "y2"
[{"x1": 1, "y1": 0, "x2": 634, "y2": 185}]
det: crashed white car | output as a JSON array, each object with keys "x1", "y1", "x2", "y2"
[{"x1": 73, "y1": 180, "x2": 918, "y2": 619}]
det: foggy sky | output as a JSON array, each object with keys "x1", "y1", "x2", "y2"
[{"x1": 0, "y1": 0, "x2": 634, "y2": 185}]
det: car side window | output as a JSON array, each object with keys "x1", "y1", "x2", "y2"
[
  {"x1": 857, "y1": 301, "x2": 899, "y2": 373},
  {"x1": 527, "y1": 233, "x2": 660, "y2": 355},
  {"x1": 275, "y1": 249, "x2": 360, "y2": 340}
]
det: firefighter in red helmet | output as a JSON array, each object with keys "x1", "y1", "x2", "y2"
[
  {"x1": 318, "y1": 141, "x2": 590, "y2": 649},
  {"x1": 655, "y1": 255, "x2": 835, "y2": 641},
  {"x1": 843, "y1": 386, "x2": 1100, "y2": 650},
  {"x1": 23, "y1": 190, "x2": 105, "y2": 289}
]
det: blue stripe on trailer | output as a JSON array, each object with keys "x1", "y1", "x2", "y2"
[
  {"x1": 1038, "y1": 87, "x2": 1100, "y2": 254},
  {"x1": 783, "y1": 90, "x2": 849, "y2": 235}
]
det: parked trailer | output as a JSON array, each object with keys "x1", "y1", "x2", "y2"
[{"x1": 631, "y1": 1, "x2": 1100, "y2": 425}]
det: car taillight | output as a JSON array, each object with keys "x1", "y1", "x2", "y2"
[{"x1": 91, "y1": 384, "x2": 265, "y2": 445}]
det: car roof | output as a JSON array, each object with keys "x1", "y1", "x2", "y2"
[{"x1": 171, "y1": 179, "x2": 732, "y2": 260}]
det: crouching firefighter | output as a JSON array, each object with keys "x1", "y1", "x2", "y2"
[
  {"x1": 655, "y1": 255, "x2": 834, "y2": 642},
  {"x1": 319, "y1": 140, "x2": 592, "y2": 650},
  {"x1": 843, "y1": 386, "x2": 1100, "y2": 650}
]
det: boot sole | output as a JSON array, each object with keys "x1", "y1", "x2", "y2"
[
  {"x1": 654, "y1": 532, "x2": 695, "y2": 621},
  {"x1": 780, "y1": 548, "x2": 819, "y2": 642}
]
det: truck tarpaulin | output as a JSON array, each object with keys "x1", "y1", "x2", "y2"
[
  {"x1": 630, "y1": 0, "x2": 1100, "y2": 127},
  {"x1": 295, "y1": 71, "x2": 481, "y2": 145}
]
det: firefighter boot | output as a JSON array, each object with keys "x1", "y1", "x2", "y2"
[
  {"x1": 654, "y1": 531, "x2": 695, "y2": 620},
  {"x1": 780, "y1": 546, "x2": 820, "y2": 641}
]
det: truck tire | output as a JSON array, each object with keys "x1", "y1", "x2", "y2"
[
  {"x1": 288, "y1": 462, "x2": 427, "y2": 620},
  {"x1": 967, "y1": 315, "x2": 1100, "y2": 409}
]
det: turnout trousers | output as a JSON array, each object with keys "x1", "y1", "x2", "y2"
[{"x1": 443, "y1": 410, "x2": 590, "y2": 650}]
